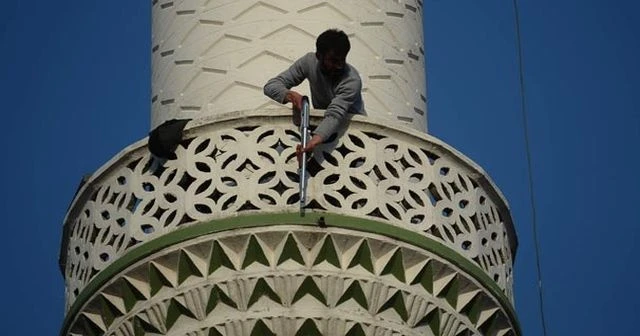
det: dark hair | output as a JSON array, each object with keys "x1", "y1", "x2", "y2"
[{"x1": 316, "y1": 29, "x2": 350, "y2": 55}]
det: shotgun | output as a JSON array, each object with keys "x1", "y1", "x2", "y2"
[{"x1": 299, "y1": 96, "x2": 310, "y2": 215}]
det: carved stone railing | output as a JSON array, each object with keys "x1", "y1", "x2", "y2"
[{"x1": 59, "y1": 109, "x2": 517, "y2": 311}]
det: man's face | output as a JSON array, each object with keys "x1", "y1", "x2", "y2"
[{"x1": 317, "y1": 49, "x2": 347, "y2": 80}]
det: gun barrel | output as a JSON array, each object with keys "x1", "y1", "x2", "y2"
[{"x1": 299, "y1": 96, "x2": 310, "y2": 213}]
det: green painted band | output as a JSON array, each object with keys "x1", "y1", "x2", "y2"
[{"x1": 60, "y1": 211, "x2": 520, "y2": 335}]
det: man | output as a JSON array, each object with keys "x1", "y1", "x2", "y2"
[{"x1": 263, "y1": 29, "x2": 364, "y2": 156}]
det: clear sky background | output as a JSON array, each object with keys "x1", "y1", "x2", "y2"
[{"x1": 0, "y1": 1, "x2": 638, "y2": 335}]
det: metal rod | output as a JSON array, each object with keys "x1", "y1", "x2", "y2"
[{"x1": 299, "y1": 96, "x2": 310, "y2": 215}]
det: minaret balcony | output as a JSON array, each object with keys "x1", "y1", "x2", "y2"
[{"x1": 60, "y1": 108, "x2": 517, "y2": 311}]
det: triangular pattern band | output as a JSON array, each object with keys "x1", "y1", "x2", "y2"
[{"x1": 63, "y1": 216, "x2": 519, "y2": 335}]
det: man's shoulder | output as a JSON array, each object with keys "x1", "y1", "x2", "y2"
[
  {"x1": 340, "y1": 64, "x2": 362, "y2": 86},
  {"x1": 289, "y1": 52, "x2": 316, "y2": 74},
  {"x1": 296, "y1": 52, "x2": 316, "y2": 65},
  {"x1": 346, "y1": 64, "x2": 361, "y2": 80}
]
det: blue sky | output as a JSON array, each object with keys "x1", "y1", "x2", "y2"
[{"x1": 1, "y1": 1, "x2": 638, "y2": 335}]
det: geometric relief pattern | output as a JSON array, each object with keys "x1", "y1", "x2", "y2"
[
  {"x1": 61, "y1": 113, "x2": 515, "y2": 310},
  {"x1": 151, "y1": 0, "x2": 427, "y2": 131},
  {"x1": 64, "y1": 227, "x2": 517, "y2": 336}
]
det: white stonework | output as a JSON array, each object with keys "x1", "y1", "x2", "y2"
[
  {"x1": 63, "y1": 227, "x2": 518, "y2": 336},
  {"x1": 61, "y1": 110, "x2": 516, "y2": 312},
  {"x1": 151, "y1": 0, "x2": 427, "y2": 131},
  {"x1": 60, "y1": 2, "x2": 521, "y2": 335}
]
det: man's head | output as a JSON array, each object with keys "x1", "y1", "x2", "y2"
[{"x1": 316, "y1": 29, "x2": 350, "y2": 79}]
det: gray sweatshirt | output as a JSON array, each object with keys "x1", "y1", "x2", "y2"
[{"x1": 263, "y1": 52, "x2": 364, "y2": 139}]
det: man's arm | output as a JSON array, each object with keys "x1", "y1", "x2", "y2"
[
  {"x1": 312, "y1": 75, "x2": 361, "y2": 142},
  {"x1": 263, "y1": 54, "x2": 311, "y2": 109},
  {"x1": 297, "y1": 75, "x2": 361, "y2": 156}
]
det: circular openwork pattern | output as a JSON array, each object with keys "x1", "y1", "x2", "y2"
[{"x1": 61, "y1": 111, "x2": 515, "y2": 310}]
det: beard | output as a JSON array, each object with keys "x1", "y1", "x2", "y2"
[{"x1": 320, "y1": 66, "x2": 345, "y2": 80}]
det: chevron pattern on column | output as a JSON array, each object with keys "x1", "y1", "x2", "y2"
[{"x1": 151, "y1": 0, "x2": 427, "y2": 131}]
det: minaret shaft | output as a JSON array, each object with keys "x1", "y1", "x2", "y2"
[
  {"x1": 151, "y1": 0, "x2": 427, "y2": 131},
  {"x1": 59, "y1": 1, "x2": 520, "y2": 335}
]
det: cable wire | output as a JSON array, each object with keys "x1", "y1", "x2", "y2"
[{"x1": 511, "y1": 1, "x2": 549, "y2": 335}]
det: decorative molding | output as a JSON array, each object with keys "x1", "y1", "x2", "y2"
[
  {"x1": 60, "y1": 110, "x2": 516, "y2": 311},
  {"x1": 62, "y1": 225, "x2": 519, "y2": 336}
]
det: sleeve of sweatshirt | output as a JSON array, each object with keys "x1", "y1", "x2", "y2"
[
  {"x1": 263, "y1": 54, "x2": 310, "y2": 103},
  {"x1": 313, "y1": 75, "x2": 362, "y2": 139}
]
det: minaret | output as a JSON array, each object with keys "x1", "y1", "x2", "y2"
[{"x1": 59, "y1": 1, "x2": 520, "y2": 335}]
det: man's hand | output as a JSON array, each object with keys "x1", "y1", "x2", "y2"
[
  {"x1": 296, "y1": 134, "x2": 323, "y2": 166},
  {"x1": 285, "y1": 90, "x2": 304, "y2": 111},
  {"x1": 285, "y1": 90, "x2": 304, "y2": 126}
]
